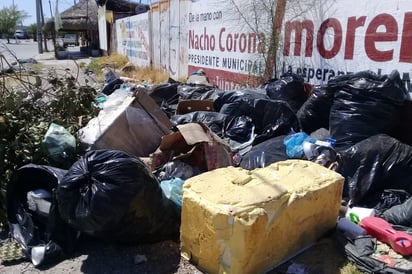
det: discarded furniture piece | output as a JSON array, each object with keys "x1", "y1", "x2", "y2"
[{"x1": 180, "y1": 159, "x2": 344, "y2": 274}]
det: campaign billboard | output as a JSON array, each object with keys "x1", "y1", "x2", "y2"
[
  {"x1": 277, "y1": 0, "x2": 412, "y2": 89},
  {"x1": 187, "y1": 0, "x2": 271, "y2": 89},
  {"x1": 116, "y1": 13, "x2": 151, "y2": 67}
]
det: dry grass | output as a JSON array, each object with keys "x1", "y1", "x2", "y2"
[
  {"x1": 122, "y1": 66, "x2": 170, "y2": 85},
  {"x1": 87, "y1": 53, "x2": 129, "y2": 81},
  {"x1": 88, "y1": 53, "x2": 170, "y2": 85},
  {"x1": 91, "y1": 53, "x2": 129, "y2": 71},
  {"x1": 340, "y1": 262, "x2": 363, "y2": 274}
]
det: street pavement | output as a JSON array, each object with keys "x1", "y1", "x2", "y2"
[
  {"x1": 0, "y1": 38, "x2": 54, "y2": 61},
  {"x1": 0, "y1": 38, "x2": 89, "y2": 62},
  {"x1": 1, "y1": 38, "x2": 98, "y2": 88}
]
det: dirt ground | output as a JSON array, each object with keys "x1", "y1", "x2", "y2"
[
  {"x1": 0, "y1": 230, "x2": 351, "y2": 274},
  {"x1": 0, "y1": 236, "x2": 201, "y2": 274}
]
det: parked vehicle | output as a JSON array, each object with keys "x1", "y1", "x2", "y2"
[
  {"x1": 63, "y1": 34, "x2": 79, "y2": 47},
  {"x1": 14, "y1": 30, "x2": 29, "y2": 39}
]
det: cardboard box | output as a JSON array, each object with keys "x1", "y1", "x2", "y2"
[
  {"x1": 151, "y1": 123, "x2": 232, "y2": 172},
  {"x1": 180, "y1": 160, "x2": 344, "y2": 274},
  {"x1": 175, "y1": 100, "x2": 215, "y2": 115},
  {"x1": 78, "y1": 88, "x2": 172, "y2": 157}
]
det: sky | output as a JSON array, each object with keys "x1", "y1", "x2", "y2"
[
  {"x1": 1, "y1": 0, "x2": 151, "y2": 26},
  {"x1": 1, "y1": 0, "x2": 73, "y2": 25}
]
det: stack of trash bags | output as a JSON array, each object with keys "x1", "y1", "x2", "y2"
[
  {"x1": 7, "y1": 150, "x2": 180, "y2": 266},
  {"x1": 297, "y1": 70, "x2": 411, "y2": 204},
  {"x1": 150, "y1": 69, "x2": 412, "y2": 272},
  {"x1": 7, "y1": 68, "x2": 412, "y2": 271}
]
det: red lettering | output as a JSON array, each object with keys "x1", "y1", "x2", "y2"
[
  {"x1": 219, "y1": 28, "x2": 226, "y2": 52},
  {"x1": 345, "y1": 16, "x2": 366, "y2": 59},
  {"x1": 317, "y1": 18, "x2": 342, "y2": 59},
  {"x1": 189, "y1": 30, "x2": 194, "y2": 49},
  {"x1": 365, "y1": 14, "x2": 397, "y2": 62},
  {"x1": 233, "y1": 33, "x2": 239, "y2": 51},
  {"x1": 218, "y1": 29, "x2": 263, "y2": 53},
  {"x1": 226, "y1": 33, "x2": 233, "y2": 51},
  {"x1": 200, "y1": 32, "x2": 203, "y2": 50},
  {"x1": 239, "y1": 33, "x2": 247, "y2": 52},
  {"x1": 283, "y1": 20, "x2": 314, "y2": 57},
  {"x1": 400, "y1": 12, "x2": 412, "y2": 63},
  {"x1": 210, "y1": 36, "x2": 216, "y2": 51},
  {"x1": 248, "y1": 33, "x2": 257, "y2": 53},
  {"x1": 282, "y1": 11, "x2": 412, "y2": 64},
  {"x1": 189, "y1": 28, "x2": 216, "y2": 50}
]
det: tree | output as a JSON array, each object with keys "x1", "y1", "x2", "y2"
[
  {"x1": 0, "y1": 5, "x2": 29, "y2": 43},
  {"x1": 225, "y1": 0, "x2": 325, "y2": 82},
  {"x1": 27, "y1": 23, "x2": 37, "y2": 40},
  {"x1": 224, "y1": 0, "x2": 286, "y2": 82}
]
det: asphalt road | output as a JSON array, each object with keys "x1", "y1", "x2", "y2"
[{"x1": 0, "y1": 39, "x2": 55, "y2": 60}]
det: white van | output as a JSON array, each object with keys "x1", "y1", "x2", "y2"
[
  {"x1": 63, "y1": 34, "x2": 79, "y2": 47},
  {"x1": 14, "y1": 29, "x2": 29, "y2": 39}
]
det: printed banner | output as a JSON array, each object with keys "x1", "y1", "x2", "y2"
[
  {"x1": 116, "y1": 13, "x2": 151, "y2": 67},
  {"x1": 187, "y1": 0, "x2": 270, "y2": 88},
  {"x1": 277, "y1": 0, "x2": 412, "y2": 88}
]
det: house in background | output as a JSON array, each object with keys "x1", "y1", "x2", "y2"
[{"x1": 44, "y1": 0, "x2": 99, "y2": 56}]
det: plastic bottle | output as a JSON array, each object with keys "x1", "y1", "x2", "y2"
[{"x1": 345, "y1": 207, "x2": 375, "y2": 224}]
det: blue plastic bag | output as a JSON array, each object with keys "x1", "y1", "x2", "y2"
[
  {"x1": 160, "y1": 178, "x2": 185, "y2": 207},
  {"x1": 283, "y1": 132, "x2": 315, "y2": 158}
]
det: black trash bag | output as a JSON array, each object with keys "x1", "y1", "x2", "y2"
[
  {"x1": 381, "y1": 197, "x2": 412, "y2": 227},
  {"x1": 238, "y1": 135, "x2": 288, "y2": 170},
  {"x1": 7, "y1": 164, "x2": 78, "y2": 267},
  {"x1": 224, "y1": 115, "x2": 254, "y2": 143},
  {"x1": 160, "y1": 100, "x2": 178, "y2": 119},
  {"x1": 336, "y1": 233, "x2": 408, "y2": 274},
  {"x1": 149, "y1": 79, "x2": 180, "y2": 106},
  {"x1": 170, "y1": 111, "x2": 228, "y2": 137},
  {"x1": 219, "y1": 100, "x2": 253, "y2": 117},
  {"x1": 341, "y1": 134, "x2": 412, "y2": 206},
  {"x1": 100, "y1": 78, "x2": 124, "y2": 96},
  {"x1": 297, "y1": 85, "x2": 335, "y2": 135},
  {"x1": 329, "y1": 70, "x2": 407, "y2": 151},
  {"x1": 213, "y1": 88, "x2": 268, "y2": 112},
  {"x1": 372, "y1": 189, "x2": 412, "y2": 214},
  {"x1": 57, "y1": 150, "x2": 180, "y2": 243},
  {"x1": 177, "y1": 84, "x2": 219, "y2": 100},
  {"x1": 393, "y1": 100, "x2": 412, "y2": 146},
  {"x1": 251, "y1": 99, "x2": 301, "y2": 145},
  {"x1": 264, "y1": 73, "x2": 307, "y2": 113}
]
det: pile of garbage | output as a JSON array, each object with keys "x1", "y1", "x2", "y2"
[{"x1": 6, "y1": 68, "x2": 412, "y2": 272}]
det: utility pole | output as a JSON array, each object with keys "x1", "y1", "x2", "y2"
[
  {"x1": 36, "y1": 0, "x2": 43, "y2": 53},
  {"x1": 49, "y1": 0, "x2": 53, "y2": 17},
  {"x1": 40, "y1": 0, "x2": 48, "y2": 51}
]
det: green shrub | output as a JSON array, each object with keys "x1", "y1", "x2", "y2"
[{"x1": 0, "y1": 55, "x2": 99, "y2": 228}]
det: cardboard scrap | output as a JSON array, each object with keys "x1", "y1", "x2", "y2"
[
  {"x1": 151, "y1": 122, "x2": 233, "y2": 172},
  {"x1": 175, "y1": 100, "x2": 214, "y2": 115}
]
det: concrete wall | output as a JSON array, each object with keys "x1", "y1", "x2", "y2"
[{"x1": 107, "y1": 0, "x2": 412, "y2": 90}]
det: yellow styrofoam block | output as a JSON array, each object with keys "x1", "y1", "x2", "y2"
[{"x1": 180, "y1": 159, "x2": 344, "y2": 274}]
